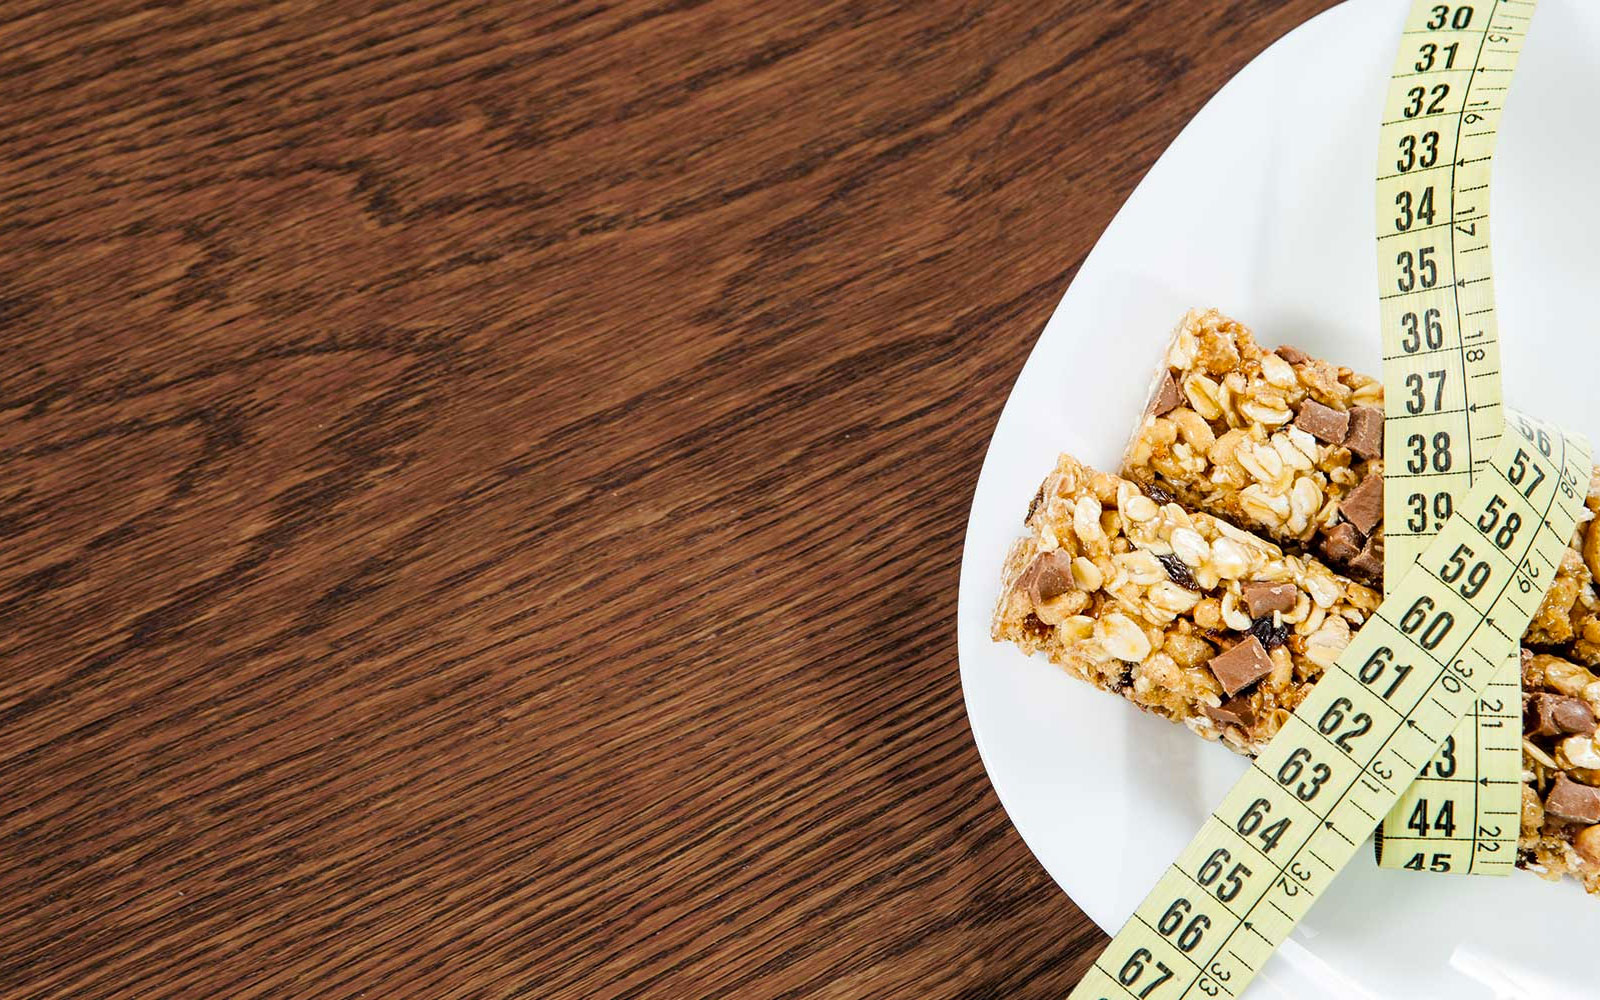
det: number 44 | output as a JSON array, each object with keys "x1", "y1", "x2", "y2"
[{"x1": 1406, "y1": 798, "x2": 1457, "y2": 837}]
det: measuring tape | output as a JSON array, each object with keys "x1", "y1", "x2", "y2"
[
  {"x1": 1373, "y1": 0, "x2": 1534, "y2": 875},
  {"x1": 1071, "y1": 429, "x2": 1586, "y2": 1000},
  {"x1": 1068, "y1": 3, "x2": 1592, "y2": 998}
]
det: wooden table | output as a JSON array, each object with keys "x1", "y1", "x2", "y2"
[{"x1": 1, "y1": 2, "x2": 1334, "y2": 996}]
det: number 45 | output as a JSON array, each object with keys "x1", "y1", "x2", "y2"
[{"x1": 1403, "y1": 851, "x2": 1452, "y2": 873}]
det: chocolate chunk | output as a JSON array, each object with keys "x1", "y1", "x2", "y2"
[
  {"x1": 1349, "y1": 535, "x2": 1384, "y2": 580},
  {"x1": 1112, "y1": 667, "x2": 1135, "y2": 694},
  {"x1": 1320, "y1": 521, "x2": 1363, "y2": 565},
  {"x1": 1020, "y1": 550, "x2": 1075, "y2": 604},
  {"x1": 1246, "y1": 616, "x2": 1290, "y2": 651},
  {"x1": 1275, "y1": 345, "x2": 1311, "y2": 365},
  {"x1": 1293, "y1": 399, "x2": 1350, "y2": 444},
  {"x1": 1544, "y1": 774, "x2": 1600, "y2": 824},
  {"x1": 1156, "y1": 552, "x2": 1200, "y2": 591},
  {"x1": 1556, "y1": 699, "x2": 1598, "y2": 735},
  {"x1": 1203, "y1": 694, "x2": 1257, "y2": 728},
  {"x1": 1241, "y1": 581, "x2": 1297, "y2": 617},
  {"x1": 1345, "y1": 406, "x2": 1384, "y2": 460},
  {"x1": 1207, "y1": 636, "x2": 1275, "y2": 697},
  {"x1": 1526, "y1": 694, "x2": 1558, "y2": 736},
  {"x1": 1026, "y1": 484, "x2": 1046, "y2": 523},
  {"x1": 1526, "y1": 693, "x2": 1598, "y2": 737},
  {"x1": 1340, "y1": 473, "x2": 1385, "y2": 535},
  {"x1": 1148, "y1": 370, "x2": 1183, "y2": 416}
]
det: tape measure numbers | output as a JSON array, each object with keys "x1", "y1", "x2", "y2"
[
  {"x1": 1067, "y1": 3, "x2": 1592, "y2": 998},
  {"x1": 1071, "y1": 419, "x2": 1587, "y2": 1000},
  {"x1": 1374, "y1": 0, "x2": 1534, "y2": 876}
]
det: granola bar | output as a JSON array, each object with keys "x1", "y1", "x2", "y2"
[
  {"x1": 1121, "y1": 308, "x2": 1600, "y2": 669},
  {"x1": 1528, "y1": 528, "x2": 1600, "y2": 667},
  {"x1": 1520, "y1": 650, "x2": 1600, "y2": 891},
  {"x1": 993, "y1": 451, "x2": 1382, "y2": 756},
  {"x1": 996, "y1": 450, "x2": 1600, "y2": 893},
  {"x1": 1111, "y1": 308, "x2": 1600, "y2": 891},
  {"x1": 1122, "y1": 308, "x2": 1386, "y2": 578}
]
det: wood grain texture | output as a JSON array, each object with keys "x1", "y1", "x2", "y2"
[{"x1": 0, "y1": 2, "x2": 1335, "y2": 996}]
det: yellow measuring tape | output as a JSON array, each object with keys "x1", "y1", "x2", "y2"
[
  {"x1": 1068, "y1": 3, "x2": 1590, "y2": 997},
  {"x1": 1373, "y1": 0, "x2": 1535, "y2": 875}
]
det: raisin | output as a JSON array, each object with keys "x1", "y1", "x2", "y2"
[
  {"x1": 1112, "y1": 668, "x2": 1134, "y2": 693},
  {"x1": 1155, "y1": 552, "x2": 1199, "y2": 591},
  {"x1": 1247, "y1": 615, "x2": 1290, "y2": 650},
  {"x1": 1143, "y1": 482, "x2": 1176, "y2": 506},
  {"x1": 1025, "y1": 484, "x2": 1046, "y2": 523},
  {"x1": 1515, "y1": 848, "x2": 1536, "y2": 869}
]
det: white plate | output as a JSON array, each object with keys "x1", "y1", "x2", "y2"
[{"x1": 957, "y1": 1, "x2": 1600, "y2": 997}]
